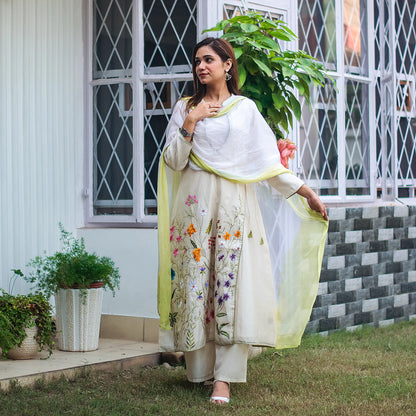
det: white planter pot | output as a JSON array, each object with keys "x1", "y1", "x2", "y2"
[
  {"x1": 7, "y1": 325, "x2": 39, "y2": 360},
  {"x1": 55, "y1": 287, "x2": 103, "y2": 352}
]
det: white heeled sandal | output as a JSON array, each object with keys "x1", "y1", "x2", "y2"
[{"x1": 210, "y1": 380, "x2": 230, "y2": 404}]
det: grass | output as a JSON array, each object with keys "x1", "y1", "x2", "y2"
[{"x1": 1, "y1": 321, "x2": 415, "y2": 415}]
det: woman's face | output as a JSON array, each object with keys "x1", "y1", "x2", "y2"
[{"x1": 194, "y1": 45, "x2": 231, "y2": 86}]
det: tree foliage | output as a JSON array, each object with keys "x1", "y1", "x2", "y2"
[{"x1": 204, "y1": 12, "x2": 332, "y2": 138}]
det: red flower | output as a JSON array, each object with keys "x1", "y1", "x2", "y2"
[{"x1": 277, "y1": 139, "x2": 297, "y2": 168}]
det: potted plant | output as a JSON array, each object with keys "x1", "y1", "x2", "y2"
[
  {"x1": 205, "y1": 12, "x2": 331, "y2": 140},
  {"x1": 0, "y1": 289, "x2": 55, "y2": 359},
  {"x1": 22, "y1": 223, "x2": 120, "y2": 352}
]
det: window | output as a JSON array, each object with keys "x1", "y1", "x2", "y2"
[
  {"x1": 298, "y1": 0, "x2": 373, "y2": 200},
  {"x1": 87, "y1": 0, "x2": 197, "y2": 223},
  {"x1": 299, "y1": 0, "x2": 416, "y2": 200}
]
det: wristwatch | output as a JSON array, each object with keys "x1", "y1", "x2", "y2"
[{"x1": 179, "y1": 127, "x2": 193, "y2": 141}]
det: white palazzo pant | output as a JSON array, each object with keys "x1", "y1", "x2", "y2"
[{"x1": 184, "y1": 341, "x2": 249, "y2": 383}]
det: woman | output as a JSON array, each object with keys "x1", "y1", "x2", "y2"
[{"x1": 157, "y1": 37, "x2": 328, "y2": 404}]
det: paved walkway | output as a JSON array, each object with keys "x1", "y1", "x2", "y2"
[{"x1": 0, "y1": 339, "x2": 160, "y2": 391}]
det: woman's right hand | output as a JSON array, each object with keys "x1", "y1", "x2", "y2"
[
  {"x1": 181, "y1": 102, "x2": 221, "y2": 142},
  {"x1": 187, "y1": 101, "x2": 221, "y2": 123}
]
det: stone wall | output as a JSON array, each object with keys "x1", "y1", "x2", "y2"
[{"x1": 306, "y1": 205, "x2": 416, "y2": 334}]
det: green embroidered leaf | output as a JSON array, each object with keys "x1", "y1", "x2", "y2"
[
  {"x1": 220, "y1": 330, "x2": 230, "y2": 338},
  {"x1": 186, "y1": 329, "x2": 195, "y2": 349},
  {"x1": 248, "y1": 230, "x2": 253, "y2": 238},
  {"x1": 190, "y1": 240, "x2": 197, "y2": 248},
  {"x1": 206, "y1": 218, "x2": 213, "y2": 234},
  {"x1": 216, "y1": 312, "x2": 227, "y2": 318},
  {"x1": 260, "y1": 237, "x2": 264, "y2": 245}
]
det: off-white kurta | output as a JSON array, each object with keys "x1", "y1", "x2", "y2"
[{"x1": 164, "y1": 96, "x2": 304, "y2": 352}]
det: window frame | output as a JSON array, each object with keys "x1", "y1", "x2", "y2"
[
  {"x1": 84, "y1": 0, "x2": 205, "y2": 226},
  {"x1": 296, "y1": 0, "x2": 377, "y2": 203}
]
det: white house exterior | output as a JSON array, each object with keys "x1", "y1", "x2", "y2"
[{"x1": 1, "y1": 0, "x2": 415, "y2": 337}]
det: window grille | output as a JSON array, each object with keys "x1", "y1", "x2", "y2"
[
  {"x1": 89, "y1": 0, "x2": 197, "y2": 221},
  {"x1": 299, "y1": 0, "x2": 416, "y2": 200},
  {"x1": 298, "y1": 0, "x2": 373, "y2": 200}
]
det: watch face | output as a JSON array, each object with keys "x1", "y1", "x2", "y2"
[{"x1": 180, "y1": 128, "x2": 191, "y2": 137}]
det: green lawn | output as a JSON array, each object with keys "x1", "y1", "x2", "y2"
[{"x1": 1, "y1": 321, "x2": 415, "y2": 416}]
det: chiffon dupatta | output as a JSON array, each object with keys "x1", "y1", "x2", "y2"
[{"x1": 157, "y1": 96, "x2": 328, "y2": 349}]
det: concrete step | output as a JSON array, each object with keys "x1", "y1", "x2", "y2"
[{"x1": 0, "y1": 338, "x2": 160, "y2": 391}]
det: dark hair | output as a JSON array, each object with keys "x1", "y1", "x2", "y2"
[{"x1": 187, "y1": 37, "x2": 240, "y2": 109}]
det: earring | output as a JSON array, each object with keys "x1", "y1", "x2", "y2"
[{"x1": 225, "y1": 71, "x2": 232, "y2": 81}]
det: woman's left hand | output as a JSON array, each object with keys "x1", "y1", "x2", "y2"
[{"x1": 296, "y1": 185, "x2": 328, "y2": 221}]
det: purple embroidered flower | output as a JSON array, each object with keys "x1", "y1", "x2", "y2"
[
  {"x1": 224, "y1": 280, "x2": 231, "y2": 288},
  {"x1": 205, "y1": 281, "x2": 209, "y2": 288},
  {"x1": 216, "y1": 280, "x2": 221, "y2": 288},
  {"x1": 218, "y1": 254, "x2": 225, "y2": 261},
  {"x1": 200, "y1": 266, "x2": 206, "y2": 272},
  {"x1": 214, "y1": 290, "x2": 218, "y2": 298},
  {"x1": 228, "y1": 273, "x2": 234, "y2": 280},
  {"x1": 223, "y1": 293, "x2": 230, "y2": 301},
  {"x1": 218, "y1": 296, "x2": 224, "y2": 306},
  {"x1": 197, "y1": 294, "x2": 203, "y2": 300},
  {"x1": 230, "y1": 253, "x2": 237, "y2": 260}
]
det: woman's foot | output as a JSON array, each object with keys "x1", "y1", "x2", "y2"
[{"x1": 210, "y1": 380, "x2": 230, "y2": 404}]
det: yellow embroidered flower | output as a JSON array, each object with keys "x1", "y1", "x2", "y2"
[
  {"x1": 223, "y1": 232, "x2": 231, "y2": 240},
  {"x1": 193, "y1": 247, "x2": 201, "y2": 262},
  {"x1": 234, "y1": 230, "x2": 241, "y2": 238},
  {"x1": 187, "y1": 223, "x2": 196, "y2": 236}
]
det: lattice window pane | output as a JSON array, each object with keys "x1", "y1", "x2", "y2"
[
  {"x1": 395, "y1": 0, "x2": 416, "y2": 196},
  {"x1": 94, "y1": 0, "x2": 133, "y2": 79},
  {"x1": 343, "y1": 0, "x2": 368, "y2": 76},
  {"x1": 397, "y1": 117, "x2": 416, "y2": 185},
  {"x1": 298, "y1": 0, "x2": 336, "y2": 70},
  {"x1": 93, "y1": 83, "x2": 134, "y2": 215},
  {"x1": 345, "y1": 80, "x2": 370, "y2": 195},
  {"x1": 395, "y1": 0, "x2": 416, "y2": 75},
  {"x1": 373, "y1": 0, "x2": 392, "y2": 73},
  {"x1": 143, "y1": 80, "x2": 194, "y2": 215},
  {"x1": 143, "y1": 0, "x2": 197, "y2": 74},
  {"x1": 299, "y1": 80, "x2": 338, "y2": 195},
  {"x1": 375, "y1": 78, "x2": 394, "y2": 188}
]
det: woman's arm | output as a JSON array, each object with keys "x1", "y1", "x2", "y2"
[
  {"x1": 296, "y1": 184, "x2": 328, "y2": 221},
  {"x1": 267, "y1": 174, "x2": 328, "y2": 221}
]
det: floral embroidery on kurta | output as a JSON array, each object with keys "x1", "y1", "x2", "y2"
[{"x1": 169, "y1": 192, "x2": 244, "y2": 351}]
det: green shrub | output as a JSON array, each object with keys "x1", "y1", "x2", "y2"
[
  {"x1": 20, "y1": 223, "x2": 120, "y2": 300},
  {"x1": 0, "y1": 289, "x2": 55, "y2": 358}
]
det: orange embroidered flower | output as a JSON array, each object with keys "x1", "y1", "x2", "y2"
[
  {"x1": 234, "y1": 230, "x2": 241, "y2": 238},
  {"x1": 193, "y1": 247, "x2": 201, "y2": 262},
  {"x1": 187, "y1": 223, "x2": 196, "y2": 236},
  {"x1": 223, "y1": 232, "x2": 231, "y2": 240}
]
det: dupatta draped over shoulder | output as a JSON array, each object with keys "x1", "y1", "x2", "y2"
[{"x1": 158, "y1": 95, "x2": 328, "y2": 349}]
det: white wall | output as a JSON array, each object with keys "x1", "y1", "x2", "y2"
[
  {"x1": 77, "y1": 228, "x2": 159, "y2": 318},
  {"x1": 0, "y1": 0, "x2": 84, "y2": 294}
]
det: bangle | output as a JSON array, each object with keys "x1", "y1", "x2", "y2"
[{"x1": 179, "y1": 127, "x2": 193, "y2": 140}]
